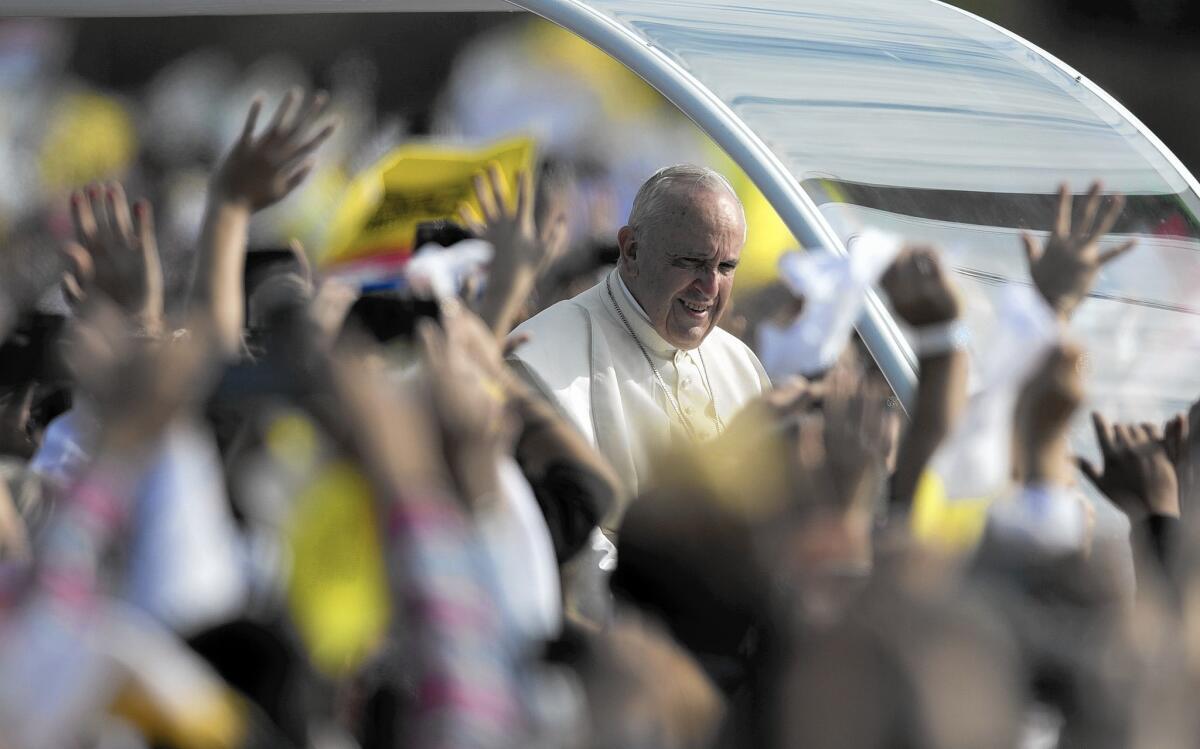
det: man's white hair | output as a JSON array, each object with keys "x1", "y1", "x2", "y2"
[{"x1": 627, "y1": 164, "x2": 745, "y2": 238}]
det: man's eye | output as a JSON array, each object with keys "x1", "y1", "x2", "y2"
[{"x1": 719, "y1": 263, "x2": 737, "y2": 275}]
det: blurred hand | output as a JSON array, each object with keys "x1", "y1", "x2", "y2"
[
  {"x1": 64, "y1": 182, "x2": 164, "y2": 332},
  {"x1": 880, "y1": 245, "x2": 962, "y2": 327},
  {"x1": 1079, "y1": 414, "x2": 1178, "y2": 521},
  {"x1": 1164, "y1": 399, "x2": 1200, "y2": 513},
  {"x1": 62, "y1": 299, "x2": 219, "y2": 451},
  {"x1": 211, "y1": 89, "x2": 337, "y2": 211},
  {"x1": 418, "y1": 301, "x2": 512, "y2": 458},
  {"x1": 459, "y1": 165, "x2": 567, "y2": 274},
  {"x1": 1022, "y1": 182, "x2": 1136, "y2": 319},
  {"x1": 323, "y1": 345, "x2": 451, "y2": 495},
  {"x1": 717, "y1": 375, "x2": 823, "y2": 455},
  {"x1": 1016, "y1": 343, "x2": 1086, "y2": 450},
  {"x1": 819, "y1": 365, "x2": 896, "y2": 507},
  {"x1": 1014, "y1": 343, "x2": 1086, "y2": 488}
]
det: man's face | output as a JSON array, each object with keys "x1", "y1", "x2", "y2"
[{"x1": 619, "y1": 187, "x2": 745, "y2": 350}]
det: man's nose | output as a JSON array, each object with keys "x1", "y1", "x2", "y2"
[{"x1": 694, "y1": 268, "x2": 720, "y2": 297}]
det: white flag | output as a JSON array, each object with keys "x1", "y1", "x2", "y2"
[{"x1": 758, "y1": 230, "x2": 901, "y2": 379}]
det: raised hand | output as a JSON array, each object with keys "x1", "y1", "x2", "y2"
[
  {"x1": 461, "y1": 165, "x2": 569, "y2": 335},
  {"x1": 417, "y1": 301, "x2": 512, "y2": 459},
  {"x1": 1163, "y1": 398, "x2": 1200, "y2": 514},
  {"x1": 1079, "y1": 413, "x2": 1178, "y2": 521},
  {"x1": 193, "y1": 89, "x2": 336, "y2": 356},
  {"x1": 819, "y1": 365, "x2": 896, "y2": 507},
  {"x1": 880, "y1": 245, "x2": 962, "y2": 327},
  {"x1": 64, "y1": 182, "x2": 164, "y2": 333},
  {"x1": 883, "y1": 246, "x2": 970, "y2": 509},
  {"x1": 1015, "y1": 343, "x2": 1086, "y2": 485},
  {"x1": 459, "y1": 165, "x2": 563, "y2": 271},
  {"x1": 62, "y1": 299, "x2": 220, "y2": 452},
  {"x1": 1022, "y1": 182, "x2": 1136, "y2": 319},
  {"x1": 212, "y1": 88, "x2": 337, "y2": 211}
]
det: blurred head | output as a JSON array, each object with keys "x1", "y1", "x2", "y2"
[{"x1": 618, "y1": 165, "x2": 746, "y2": 350}]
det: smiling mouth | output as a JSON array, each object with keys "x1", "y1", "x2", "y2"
[{"x1": 679, "y1": 299, "x2": 712, "y2": 316}]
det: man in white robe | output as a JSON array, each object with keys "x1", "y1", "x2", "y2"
[{"x1": 509, "y1": 165, "x2": 771, "y2": 500}]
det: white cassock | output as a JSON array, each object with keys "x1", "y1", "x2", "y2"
[{"x1": 509, "y1": 268, "x2": 771, "y2": 501}]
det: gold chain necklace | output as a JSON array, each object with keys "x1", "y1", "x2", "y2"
[{"x1": 605, "y1": 275, "x2": 724, "y2": 440}]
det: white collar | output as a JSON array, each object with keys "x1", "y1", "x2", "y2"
[
  {"x1": 606, "y1": 268, "x2": 678, "y2": 358},
  {"x1": 615, "y1": 269, "x2": 652, "y2": 324}
]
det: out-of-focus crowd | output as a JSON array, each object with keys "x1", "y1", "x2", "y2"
[{"x1": 0, "y1": 15, "x2": 1198, "y2": 749}]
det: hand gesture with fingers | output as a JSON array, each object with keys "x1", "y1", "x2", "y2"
[
  {"x1": 1078, "y1": 413, "x2": 1178, "y2": 521},
  {"x1": 1023, "y1": 182, "x2": 1136, "y2": 319},
  {"x1": 460, "y1": 165, "x2": 569, "y2": 272},
  {"x1": 64, "y1": 182, "x2": 163, "y2": 332},
  {"x1": 463, "y1": 165, "x2": 568, "y2": 335},
  {"x1": 212, "y1": 88, "x2": 337, "y2": 211}
]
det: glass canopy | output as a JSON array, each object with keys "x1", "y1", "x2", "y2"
[{"x1": 517, "y1": 0, "x2": 1200, "y2": 427}]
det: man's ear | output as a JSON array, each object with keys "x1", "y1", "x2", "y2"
[{"x1": 617, "y1": 225, "x2": 638, "y2": 277}]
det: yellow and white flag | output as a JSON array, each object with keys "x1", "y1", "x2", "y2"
[{"x1": 321, "y1": 136, "x2": 535, "y2": 272}]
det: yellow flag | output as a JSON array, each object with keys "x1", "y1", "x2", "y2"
[
  {"x1": 285, "y1": 461, "x2": 389, "y2": 676},
  {"x1": 321, "y1": 136, "x2": 535, "y2": 267}
]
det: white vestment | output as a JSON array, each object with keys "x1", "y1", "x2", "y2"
[{"x1": 509, "y1": 269, "x2": 771, "y2": 498}]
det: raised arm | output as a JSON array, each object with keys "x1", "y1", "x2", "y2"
[
  {"x1": 880, "y1": 246, "x2": 969, "y2": 511},
  {"x1": 1022, "y1": 182, "x2": 1136, "y2": 320},
  {"x1": 1080, "y1": 413, "x2": 1181, "y2": 590},
  {"x1": 423, "y1": 302, "x2": 621, "y2": 552},
  {"x1": 313, "y1": 318, "x2": 523, "y2": 748},
  {"x1": 190, "y1": 89, "x2": 336, "y2": 355},
  {"x1": 64, "y1": 182, "x2": 164, "y2": 335},
  {"x1": 460, "y1": 165, "x2": 567, "y2": 337}
]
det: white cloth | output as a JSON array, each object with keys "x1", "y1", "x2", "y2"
[
  {"x1": 405, "y1": 239, "x2": 493, "y2": 300},
  {"x1": 509, "y1": 269, "x2": 771, "y2": 497},
  {"x1": 928, "y1": 285, "x2": 1060, "y2": 501},
  {"x1": 760, "y1": 230, "x2": 901, "y2": 380}
]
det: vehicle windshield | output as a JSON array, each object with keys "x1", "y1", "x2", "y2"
[{"x1": 574, "y1": 0, "x2": 1200, "y2": 424}]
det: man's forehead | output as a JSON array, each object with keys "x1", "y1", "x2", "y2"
[
  {"x1": 666, "y1": 245, "x2": 739, "y2": 261},
  {"x1": 660, "y1": 182, "x2": 739, "y2": 214},
  {"x1": 645, "y1": 190, "x2": 744, "y2": 236}
]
